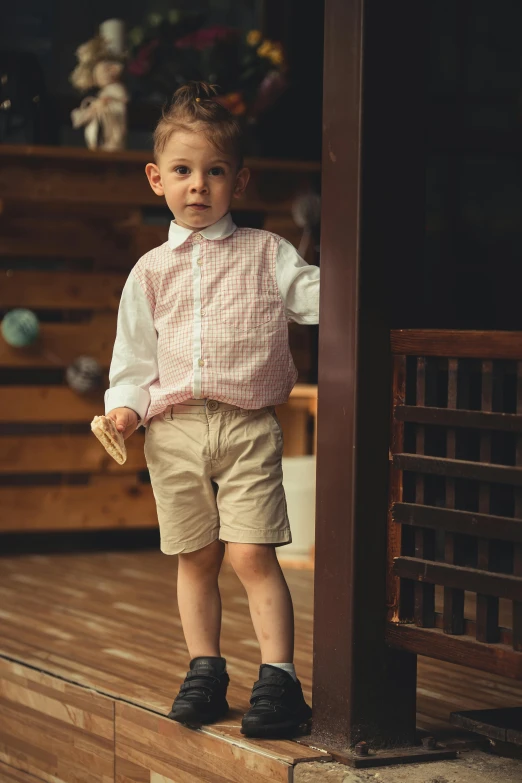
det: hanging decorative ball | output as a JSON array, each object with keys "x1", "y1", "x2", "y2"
[
  {"x1": 66, "y1": 355, "x2": 103, "y2": 394},
  {"x1": 1, "y1": 308, "x2": 40, "y2": 347}
]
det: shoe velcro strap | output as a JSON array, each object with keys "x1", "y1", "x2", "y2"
[
  {"x1": 251, "y1": 684, "x2": 285, "y2": 700},
  {"x1": 180, "y1": 675, "x2": 219, "y2": 692}
]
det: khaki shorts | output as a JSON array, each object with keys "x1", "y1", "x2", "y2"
[{"x1": 144, "y1": 400, "x2": 291, "y2": 554}]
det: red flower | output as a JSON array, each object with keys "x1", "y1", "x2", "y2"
[
  {"x1": 175, "y1": 25, "x2": 236, "y2": 51},
  {"x1": 128, "y1": 39, "x2": 159, "y2": 76}
]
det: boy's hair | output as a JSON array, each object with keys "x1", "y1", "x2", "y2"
[{"x1": 153, "y1": 82, "x2": 244, "y2": 167}]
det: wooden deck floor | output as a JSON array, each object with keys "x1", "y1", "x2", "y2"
[{"x1": 1, "y1": 550, "x2": 522, "y2": 781}]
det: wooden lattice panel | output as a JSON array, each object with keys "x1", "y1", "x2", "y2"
[{"x1": 387, "y1": 330, "x2": 522, "y2": 679}]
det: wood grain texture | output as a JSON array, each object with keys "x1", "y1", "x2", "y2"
[
  {"x1": 0, "y1": 658, "x2": 114, "y2": 783},
  {"x1": 392, "y1": 502, "x2": 522, "y2": 544},
  {"x1": 1, "y1": 548, "x2": 522, "y2": 762},
  {"x1": 394, "y1": 453, "x2": 522, "y2": 486},
  {"x1": 391, "y1": 330, "x2": 522, "y2": 360},
  {"x1": 0, "y1": 434, "x2": 147, "y2": 474},
  {"x1": 0, "y1": 314, "x2": 115, "y2": 368},
  {"x1": 395, "y1": 404, "x2": 522, "y2": 432},
  {"x1": 0, "y1": 388, "x2": 102, "y2": 423},
  {"x1": 115, "y1": 702, "x2": 292, "y2": 783},
  {"x1": 0, "y1": 476, "x2": 157, "y2": 531},
  {"x1": 394, "y1": 556, "x2": 522, "y2": 602},
  {"x1": 0, "y1": 271, "x2": 126, "y2": 310},
  {"x1": 387, "y1": 623, "x2": 522, "y2": 680},
  {"x1": 0, "y1": 760, "x2": 49, "y2": 782},
  {"x1": 0, "y1": 144, "x2": 319, "y2": 213}
]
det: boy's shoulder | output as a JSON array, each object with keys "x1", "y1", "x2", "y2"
[
  {"x1": 232, "y1": 227, "x2": 287, "y2": 257},
  {"x1": 135, "y1": 242, "x2": 170, "y2": 269},
  {"x1": 233, "y1": 226, "x2": 283, "y2": 244},
  {"x1": 133, "y1": 241, "x2": 171, "y2": 273}
]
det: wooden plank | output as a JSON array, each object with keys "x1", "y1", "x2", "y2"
[
  {"x1": 2, "y1": 547, "x2": 522, "y2": 748},
  {"x1": 115, "y1": 701, "x2": 291, "y2": 783},
  {"x1": 0, "y1": 475, "x2": 158, "y2": 533},
  {"x1": 0, "y1": 761, "x2": 46, "y2": 782},
  {"x1": 394, "y1": 556, "x2": 522, "y2": 602},
  {"x1": 414, "y1": 358, "x2": 435, "y2": 628},
  {"x1": 395, "y1": 405, "x2": 522, "y2": 433},
  {"x1": 387, "y1": 355, "x2": 414, "y2": 623},
  {"x1": 0, "y1": 271, "x2": 126, "y2": 310},
  {"x1": 0, "y1": 314, "x2": 115, "y2": 368},
  {"x1": 0, "y1": 145, "x2": 318, "y2": 213},
  {"x1": 0, "y1": 216, "x2": 131, "y2": 261},
  {"x1": 0, "y1": 388, "x2": 101, "y2": 422},
  {"x1": 0, "y1": 434, "x2": 146, "y2": 474},
  {"x1": 392, "y1": 503, "x2": 522, "y2": 544},
  {"x1": 391, "y1": 330, "x2": 522, "y2": 360},
  {"x1": 443, "y1": 358, "x2": 465, "y2": 635},
  {"x1": 0, "y1": 143, "x2": 321, "y2": 172},
  {"x1": 450, "y1": 706, "x2": 522, "y2": 745},
  {"x1": 476, "y1": 360, "x2": 500, "y2": 644},
  {"x1": 394, "y1": 453, "x2": 522, "y2": 487},
  {"x1": 0, "y1": 476, "x2": 156, "y2": 532},
  {"x1": 0, "y1": 385, "x2": 315, "y2": 425},
  {"x1": 0, "y1": 658, "x2": 114, "y2": 783},
  {"x1": 514, "y1": 360, "x2": 522, "y2": 651},
  {"x1": 386, "y1": 623, "x2": 522, "y2": 680}
]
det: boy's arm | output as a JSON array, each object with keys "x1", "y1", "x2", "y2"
[
  {"x1": 104, "y1": 273, "x2": 158, "y2": 426},
  {"x1": 276, "y1": 238, "x2": 320, "y2": 324}
]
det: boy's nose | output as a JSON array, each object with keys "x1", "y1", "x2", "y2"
[{"x1": 190, "y1": 177, "x2": 208, "y2": 192}]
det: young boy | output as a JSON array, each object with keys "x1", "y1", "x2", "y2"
[{"x1": 105, "y1": 82, "x2": 319, "y2": 739}]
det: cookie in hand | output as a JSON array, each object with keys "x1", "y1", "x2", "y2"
[{"x1": 91, "y1": 415, "x2": 127, "y2": 465}]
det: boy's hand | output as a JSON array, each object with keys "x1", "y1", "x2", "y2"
[{"x1": 106, "y1": 407, "x2": 139, "y2": 440}]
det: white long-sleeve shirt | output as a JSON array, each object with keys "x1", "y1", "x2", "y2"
[{"x1": 105, "y1": 213, "x2": 319, "y2": 424}]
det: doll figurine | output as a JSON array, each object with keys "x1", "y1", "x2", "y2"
[{"x1": 70, "y1": 22, "x2": 128, "y2": 151}]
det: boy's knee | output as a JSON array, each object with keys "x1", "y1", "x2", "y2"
[
  {"x1": 227, "y1": 543, "x2": 276, "y2": 581},
  {"x1": 179, "y1": 539, "x2": 224, "y2": 572}
]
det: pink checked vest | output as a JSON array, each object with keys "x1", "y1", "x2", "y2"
[{"x1": 133, "y1": 228, "x2": 298, "y2": 422}]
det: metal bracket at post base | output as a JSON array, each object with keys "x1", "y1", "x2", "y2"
[{"x1": 298, "y1": 736, "x2": 458, "y2": 768}]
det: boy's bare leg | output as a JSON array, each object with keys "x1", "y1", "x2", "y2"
[
  {"x1": 177, "y1": 539, "x2": 225, "y2": 659},
  {"x1": 227, "y1": 543, "x2": 294, "y2": 662}
]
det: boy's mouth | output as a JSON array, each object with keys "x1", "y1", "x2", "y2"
[{"x1": 188, "y1": 203, "x2": 210, "y2": 210}]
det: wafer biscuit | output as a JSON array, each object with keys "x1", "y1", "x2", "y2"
[{"x1": 91, "y1": 415, "x2": 127, "y2": 465}]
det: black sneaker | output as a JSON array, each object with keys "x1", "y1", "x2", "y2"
[
  {"x1": 241, "y1": 664, "x2": 312, "y2": 738},
  {"x1": 168, "y1": 656, "x2": 229, "y2": 727}
]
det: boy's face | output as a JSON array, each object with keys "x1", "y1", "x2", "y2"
[{"x1": 145, "y1": 129, "x2": 250, "y2": 230}]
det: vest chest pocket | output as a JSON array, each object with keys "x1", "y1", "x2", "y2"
[{"x1": 219, "y1": 274, "x2": 277, "y2": 331}]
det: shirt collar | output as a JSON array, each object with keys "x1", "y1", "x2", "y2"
[{"x1": 167, "y1": 212, "x2": 237, "y2": 249}]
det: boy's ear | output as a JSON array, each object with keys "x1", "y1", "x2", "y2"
[
  {"x1": 145, "y1": 163, "x2": 164, "y2": 196},
  {"x1": 233, "y1": 167, "x2": 250, "y2": 200}
]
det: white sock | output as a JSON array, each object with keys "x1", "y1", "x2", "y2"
[{"x1": 267, "y1": 663, "x2": 297, "y2": 681}]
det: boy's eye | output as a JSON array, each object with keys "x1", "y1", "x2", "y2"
[
  {"x1": 174, "y1": 166, "x2": 189, "y2": 174},
  {"x1": 209, "y1": 166, "x2": 225, "y2": 176}
]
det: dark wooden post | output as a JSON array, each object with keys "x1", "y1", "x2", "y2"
[{"x1": 312, "y1": 0, "x2": 426, "y2": 749}]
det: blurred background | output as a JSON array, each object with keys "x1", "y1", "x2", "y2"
[
  {"x1": 1, "y1": 0, "x2": 522, "y2": 555},
  {"x1": 0, "y1": 0, "x2": 324, "y2": 159}
]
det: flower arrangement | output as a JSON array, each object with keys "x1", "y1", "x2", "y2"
[{"x1": 126, "y1": 10, "x2": 288, "y2": 124}]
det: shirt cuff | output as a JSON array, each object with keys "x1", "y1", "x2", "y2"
[{"x1": 104, "y1": 385, "x2": 151, "y2": 425}]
